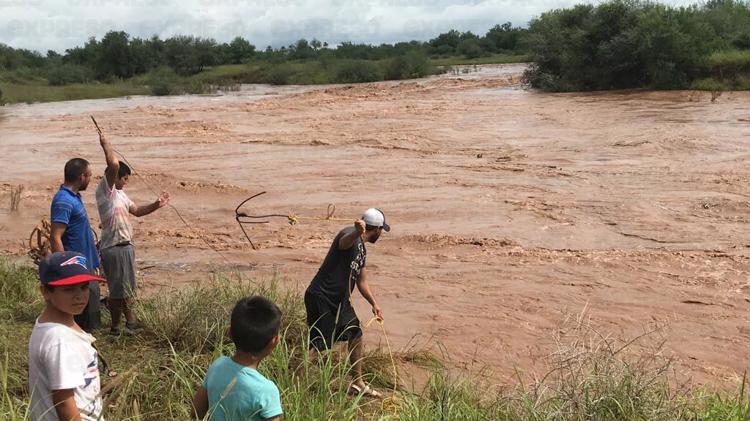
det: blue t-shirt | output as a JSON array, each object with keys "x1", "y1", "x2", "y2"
[
  {"x1": 50, "y1": 185, "x2": 100, "y2": 270},
  {"x1": 203, "y1": 356, "x2": 282, "y2": 421}
]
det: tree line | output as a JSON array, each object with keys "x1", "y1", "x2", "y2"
[{"x1": 0, "y1": 23, "x2": 529, "y2": 87}]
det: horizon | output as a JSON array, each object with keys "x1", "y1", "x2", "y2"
[{"x1": 1, "y1": 0, "x2": 698, "y2": 54}]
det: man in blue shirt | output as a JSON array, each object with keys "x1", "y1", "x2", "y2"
[{"x1": 50, "y1": 157, "x2": 101, "y2": 331}]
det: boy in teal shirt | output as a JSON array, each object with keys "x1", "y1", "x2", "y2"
[{"x1": 193, "y1": 296, "x2": 283, "y2": 421}]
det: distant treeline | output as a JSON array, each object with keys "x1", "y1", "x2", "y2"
[
  {"x1": 523, "y1": 0, "x2": 750, "y2": 91},
  {"x1": 3, "y1": 0, "x2": 748, "y2": 96},
  {"x1": 0, "y1": 23, "x2": 528, "y2": 87}
]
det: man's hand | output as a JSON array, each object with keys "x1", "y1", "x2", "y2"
[
  {"x1": 354, "y1": 219, "x2": 366, "y2": 235},
  {"x1": 157, "y1": 191, "x2": 170, "y2": 208},
  {"x1": 372, "y1": 303, "x2": 383, "y2": 321}
]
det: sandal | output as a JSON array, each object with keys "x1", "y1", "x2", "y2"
[{"x1": 348, "y1": 383, "x2": 383, "y2": 398}]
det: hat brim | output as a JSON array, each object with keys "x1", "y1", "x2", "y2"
[
  {"x1": 47, "y1": 274, "x2": 104, "y2": 286},
  {"x1": 382, "y1": 223, "x2": 390, "y2": 232}
]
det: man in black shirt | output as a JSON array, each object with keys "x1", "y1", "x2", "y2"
[{"x1": 305, "y1": 208, "x2": 390, "y2": 397}]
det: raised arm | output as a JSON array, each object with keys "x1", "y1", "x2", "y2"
[
  {"x1": 338, "y1": 220, "x2": 365, "y2": 250},
  {"x1": 99, "y1": 133, "x2": 119, "y2": 188}
]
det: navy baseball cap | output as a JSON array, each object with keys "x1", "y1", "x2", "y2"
[{"x1": 39, "y1": 251, "x2": 104, "y2": 286}]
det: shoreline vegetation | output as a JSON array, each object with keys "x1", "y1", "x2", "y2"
[
  {"x1": 2, "y1": 0, "x2": 747, "y2": 105},
  {"x1": 1, "y1": 257, "x2": 749, "y2": 420},
  {"x1": 0, "y1": 22, "x2": 529, "y2": 105}
]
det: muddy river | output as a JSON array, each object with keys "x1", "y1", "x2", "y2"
[{"x1": 2, "y1": 64, "x2": 749, "y2": 387}]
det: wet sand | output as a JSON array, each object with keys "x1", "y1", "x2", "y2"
[{"x1": 1, "y1": 64, "x2": 749, "y2": 387}]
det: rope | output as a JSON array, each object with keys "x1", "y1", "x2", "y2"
[
  {"x1": 236, "y1": 195, "x2": 358, "y2": 248},
  {"x1": 91, "y1": 116, "x2": 233, "y2": 265},
  {"x1": 287, "y1": 204, "x2": 352, "y2": 225},
  {"x1": 343, "y1": 236, "x2": 400, "y2": 410},
  {"x1": 27, "y1": 218, "x2": 99, "y2": 265},
  {"x1": 27, "y1": 219, "x2": 52, "y2": 264},
  {"x1": 362, "y1": 316, "x2": 402, "y2": 413}
]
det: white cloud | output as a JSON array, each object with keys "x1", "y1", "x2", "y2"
[{"x1": 0, "y1": 0, "x2": 697, "y2": 52}]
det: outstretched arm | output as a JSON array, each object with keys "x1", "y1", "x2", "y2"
[
  {"x1": 99, "y1": 133, "x2": 119, "y2": 189},
  {"x1": 355, "y1": 267, "x2": 383, "y2": 320},
  {"x1": 129, "y1": 192, "x2": 170, "y2": 217}
]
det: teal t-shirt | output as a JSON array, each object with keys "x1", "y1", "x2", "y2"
[{"x1": 202, "y1": 356, "x2": 282, "y2": 421}]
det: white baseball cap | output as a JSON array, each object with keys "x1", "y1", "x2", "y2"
[{"x1": 362, "y1": 208, "x2": 390, "y2": 232}]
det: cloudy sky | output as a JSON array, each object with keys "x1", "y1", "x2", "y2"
[{"x1": 2, "y1": 0, "x2": 694, "y2": 53}]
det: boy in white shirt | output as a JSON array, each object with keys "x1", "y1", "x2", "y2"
[{"x1": 28, "y1": 251, "x2": 105, "y2": 421}]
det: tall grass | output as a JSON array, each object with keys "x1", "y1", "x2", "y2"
[{"x1": 1, "y1": 257, "x2": 748, "y2": 420}]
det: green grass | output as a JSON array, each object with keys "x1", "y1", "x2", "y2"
[
  {"x1": 1, "y1": 256, "x2": 749, "y2": 420},
  {"x1": 430, "y1": 53, "x2": 530, "y2": 66},
  {"x1": 0, "y1": 78, "x2": 149, "y2": 104}
]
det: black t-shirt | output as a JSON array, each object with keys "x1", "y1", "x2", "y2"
[{"x1": 307, "y1": 226, "x2": 366, "y2": 307}]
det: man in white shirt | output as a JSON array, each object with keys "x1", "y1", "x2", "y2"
[{"x1": 95, "y1": 132, "x2": 169, "y2": 335}]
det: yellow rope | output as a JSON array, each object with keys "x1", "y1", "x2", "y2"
[
  {"x1": 363, "y1": 317, "x2": 401, "y2": 413},
  {"x1": 286, "y1": 203, "x2": 353, "y2": 225}
]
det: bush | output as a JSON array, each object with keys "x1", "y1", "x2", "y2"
[
  {"x1": 523, "y1": 0, "x2": 744, "y2": 91},
  {"x1": 458, "y1": 38, "x2": 483, "y2": 59},
  {"x1": 332, "y1": 60, "x2": 382, "y2": 83},
  {"x1": 385, "y1": 51, "x2": 433, "y2": 80},
  {"x1": 46, "y1": 63, "x2": 93, "y2": 86},
  {"x1": 707, "y1": 49, "x2": 750, "y2": 77},
  {"x1": 147, "y1": 66, "x2": 180, "y2": 96},
  {"x1": 264, "y1": 62, "x2": 295, "y2": 85},
  {"x1": 690, "y1": 77, "x2": 726, "y2": 91}
]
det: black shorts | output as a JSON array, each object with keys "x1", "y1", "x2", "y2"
[{"x1": 305, "y1": 291, "x2": 362, "y2": 351}]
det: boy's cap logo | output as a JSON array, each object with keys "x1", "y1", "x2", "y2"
[{"x1": 60, "y1": 255, "x2": 89, "y2": 270}]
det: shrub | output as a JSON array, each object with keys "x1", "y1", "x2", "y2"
[
  {"x1": 264, "y1": 62, "x2": 295, "y2": 85},
  {"x1": 147, "y1": 66, "x2": 180, "y2": 96},
  {"x1": 46, "y1": 63, "x2": 93, "y2": 86},
  {"x1": 332, "y1": 60, "x2": 382, "y2": 83},
  {"x1": 690, "y1": 77, "x2": 726, "y2": 91},
  {"x1": 523, "y1": 0, "x2": 742, "y2": 91},
  {"x1": 385, "y1": 51, "x2": 433, "y2": 80}
]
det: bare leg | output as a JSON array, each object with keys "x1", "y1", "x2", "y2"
[
  {"x1": 109, "y1": 298, "x2": 123, "y2": 330},
  {"x1": 122, "y1": 298, "x2": 136, "y2": 325},
  {"x1": 348, "y1": 335, "x2": 366, "y2": 388}
]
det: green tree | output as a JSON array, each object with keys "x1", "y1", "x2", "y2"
[
  {"x1": 96, "y1": 31, "x2": 135, "y2": 79},
  {"x1": 429, "y1": 29, "x2": 462, "y2": 55},
  {"x1": 226, "y1": 37, "x2": 255, "y2": 64},
  {"x1": 164, "y1": 36, "x2": 202, "y2": 76},
  {"x1": 485, "y1": 22, "x2": 526, "y2": 52},
  {"x1": 458, "y1": 38, "x2": 483, "y2": 58}
]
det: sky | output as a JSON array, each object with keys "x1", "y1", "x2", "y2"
[{"x1": 1, "y1": 0, "x2": 696, "y2": 53}]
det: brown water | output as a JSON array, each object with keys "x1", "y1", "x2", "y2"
[{"x1": 2, "y1": 63, "x2": 749, "y2": 387}]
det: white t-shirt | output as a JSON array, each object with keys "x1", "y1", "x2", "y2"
[
  {"x1": 95, "y1": 177, "x2": 135, "y2": 250},
  {"x1": 28, "y1": 320, "x2": 103, "y2": 421}
]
